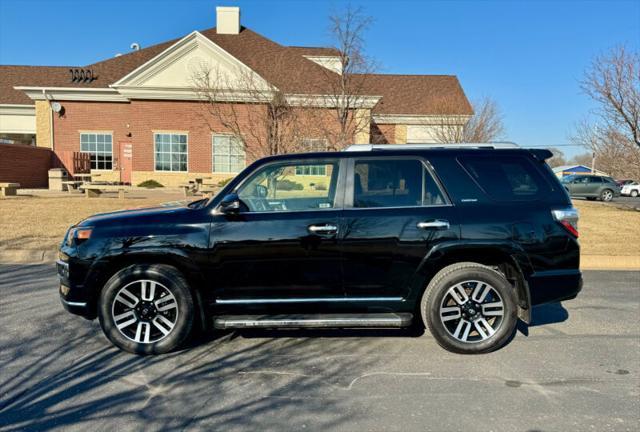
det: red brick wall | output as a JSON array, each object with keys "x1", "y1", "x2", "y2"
[
  {"x1": 52, "y1": 100, "x2": 271, "y2": 173},
  {"x1": 52, "y1": 100, "x2": 355, "y2": 176},
  {"x1": 370, "y1": 122, "x2": 395, "y2": 144},
  {"x1": 0, "y1": 143, "x2": 52, "y2": 188}
]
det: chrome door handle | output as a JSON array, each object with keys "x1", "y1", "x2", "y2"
[
  {"x1": 308, "y1": 224, "x2": 338, "y2": 235},
  {"x1": 417, "y1": 220, "x2": 450, "y2": 230}
]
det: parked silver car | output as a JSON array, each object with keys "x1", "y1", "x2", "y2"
[{"x1": 561, "y1": 175, "x2": 621, "y2": 201}]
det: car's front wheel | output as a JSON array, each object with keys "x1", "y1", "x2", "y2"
[
  {"x1": 98, "y1": 264, "x2": 195, "y2": 354},
  {"x1": 631, "y1": 190, "x2": 639, "y2": 197},
  {"x1": 421, "y1": 262, "x2": 517, "y2": 354}
]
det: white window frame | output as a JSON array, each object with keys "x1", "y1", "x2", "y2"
[
  {"x1": 212, "y1": 134, "x2": 245, "y2": 174},
  {"x1": 154, "y1": 132, "x2": 188, "y2": 172},
  {"x1": 296, "y1": 138, "x2": 328, "y2": 176},
  {"x1": 79, "y1": 131, "x2": 113, "y2": 171}
]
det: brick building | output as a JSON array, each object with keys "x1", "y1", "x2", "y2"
[{"x1": 0, "y1": 6, "x2": 473, "y2": 187}]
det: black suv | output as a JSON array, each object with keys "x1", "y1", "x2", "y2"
[{"x1": 58, "y1": 144, "x2": 582, "y2": 355}]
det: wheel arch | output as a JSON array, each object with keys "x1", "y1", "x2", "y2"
[
  {"x1": 86, "y1": 250, "x2": 208, "y2": 330},
  {"x1": 414, "y1": 241, "x2": 532, "y2": 323}
]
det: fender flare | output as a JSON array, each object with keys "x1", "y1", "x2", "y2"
[
  {"x1": 414, "y1": 240, "x2": 533, "y2": 323},
  {"x1": 84, "y1": 248, "x2": 208, "y2": 329}
]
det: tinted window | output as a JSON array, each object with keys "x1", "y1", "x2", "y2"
[
  {"x1": 459, "y1": 155, "x2": 549, "y2": 201},
  {"x1": 589, "y1": 176, "x2": 603, "y2": 183},
  {"x1": 353, "y1": 159, "x2": 446, "y2": 208},
  {"x1": 238, "y1": 160, "x2": 339, "y2": 212}
]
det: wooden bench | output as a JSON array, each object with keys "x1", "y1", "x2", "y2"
[
  {"x1": 84, "y1": 184, "x2": 129, "y2": 199},
  {"x1": 62, "y1": 180, "x2": 83, "y2": 193},
  {"x1": 178, "y1": 182, "x2": 196, "y2": 197},
  {"x1": 0, "y1": 182, "x2": 20, "y2": 197}
]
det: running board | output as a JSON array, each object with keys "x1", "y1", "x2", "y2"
[{"x1": 213, "y1": 313, "x2": 414, "y2": 330}]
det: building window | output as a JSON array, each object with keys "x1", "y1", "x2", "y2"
[
  {"x1": 213, "y1": 134, "x2": 245, "y2": 173},
  {"x1": 80, "y1": 133, "x2": 113, "y2": 170},
  {"x1": 296, "y1": 138, "x2": 328, "y2": 175},
  {"x1": 0, "y1": 133, "x2": 36, "y2": 146},
  {"x1": 155, "y1": 133, "x2": 187, "y2": 172}
]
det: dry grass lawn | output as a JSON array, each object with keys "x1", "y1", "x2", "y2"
[
  {"x1": 1, "y1": 194, "x2": 638, "y2": 258},
  {"x1": 573, "y1": 200, "x2": 640, "y2": 256},
  {"x1": 0, "y1": 195, "x2": 178, "y2": 250}
]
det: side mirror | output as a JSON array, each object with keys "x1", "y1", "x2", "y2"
[{"x1": 218, "y1": 193, "x2": 241, "y2": 214}]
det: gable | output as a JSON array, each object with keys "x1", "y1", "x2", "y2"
[{"x1": 112, "y1": 31, "x2": 272, "y2": 97}]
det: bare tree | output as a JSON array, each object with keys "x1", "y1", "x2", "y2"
[
  {"x1": 570, "y1": 46, "x2": 640, "y2": 179},
  {"x1": 581, "y1": 46, "x2": 640, "y2": 149},
  {"x1": 434, "y1": 97, "x2": 506, "y2": 143},
  {"x1": 190, "y1": 55, "x2": 305, "y2": 159},
  {"x1": 310, "y1": 6, "x2": 377, "y2": 149},
  {"x1": 569, "y1": 152, "x2": 593, "y2": 166},
  {"x1": 572, "y1": 120, "x2": 640, "y2": 179}
]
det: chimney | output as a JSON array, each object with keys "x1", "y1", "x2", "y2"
[{"x1": 216, "y1": 6, "x2": 240, "y2": 34}]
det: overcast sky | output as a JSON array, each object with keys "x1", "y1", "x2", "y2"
[{"x1": 1, "y1": 0, "x2": 639, "y2": 157}]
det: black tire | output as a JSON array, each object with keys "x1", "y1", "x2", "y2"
[
  {"x1": 420, "y1": 262, "x2": 517, "y2": 354},
  {"x1": 586, "y1": 197, "x2": 597, "y2": 201},
  {"x1": 98, "y1": 264, "x2": 195, "y2": 355},
  {"x1": 600, "y1": 189, "x2": 614, "y2": 202}
]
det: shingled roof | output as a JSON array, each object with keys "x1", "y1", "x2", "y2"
[
  {"x1": 0, "y1": 27, "x2": 472, "y2": 116},
  {"x1": 364, "y1": 74, "x2": 473, "y2": 116},
  {"x1": 0, "y1": 65, "x2": 72, "y2": 104}
]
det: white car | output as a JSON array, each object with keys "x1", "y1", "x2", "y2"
[{"x1": 621, "y1": 182, "x2": 640, "y2": 197}]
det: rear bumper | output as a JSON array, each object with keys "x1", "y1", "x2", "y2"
[{"x1": 527, "y1": 269, "x2": 583, "y2": 305}]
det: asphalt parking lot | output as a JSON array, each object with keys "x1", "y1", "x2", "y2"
[{"x1": 0, "y1": 265, "x2": 638, "y2": 432}]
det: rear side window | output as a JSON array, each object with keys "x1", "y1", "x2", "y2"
[
  {"x1": 353, "y1": 158, "x2": 446, "y2": 208},
  {"x1": 589, "y1": 176, "x2": 603, "y2": 183},
  {"x1": 458, "y1": 155, "x2": 550, "y2": 201}
]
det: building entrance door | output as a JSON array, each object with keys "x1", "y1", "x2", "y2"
[{"x1": 120, "y1": 142, "x2": 133, "y2": 184}]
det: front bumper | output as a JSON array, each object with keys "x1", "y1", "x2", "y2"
[
  {"x1": 527, "y1": 269, "x2": 583, "y2": 305},
  {"x1": 57, "y1": 259, "x2": 94, "y2": 319}
]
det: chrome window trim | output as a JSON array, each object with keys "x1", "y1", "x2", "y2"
[{"x1": 215, "y1": 297, "x2": 405, "y2": 305}]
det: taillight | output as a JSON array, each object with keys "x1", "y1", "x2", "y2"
[{"x1": 552, "y1": 208, "x2": 579, "y2": 238}]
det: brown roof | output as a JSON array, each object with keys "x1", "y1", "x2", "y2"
[
  {"x1": 364, "y1": 74, "x2": 473, "y2": 116},
  {"x1": 0, "y1": 65, "x2": 73, "y2": 104},
  {"x1": 1, "y1": 28, "x2": 471, "y2": 117},
  {"x1": 286, "y1": 46, "x2": 341, "y2": 56}
]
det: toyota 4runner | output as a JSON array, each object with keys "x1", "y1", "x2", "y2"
[{"x1": 58, "y1": 144, "x2": 582, "y2": 355}]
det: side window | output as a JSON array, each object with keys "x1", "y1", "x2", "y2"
[
  {"x1": 237, "y1": 160, "x2": 339, "y2": 212},
  {"x1": 458, "y1": 155, "x2": 549, "y2": 201},
  {"x1": 352, "y1": 159, "x2": 446, "y2": 208},
  {"x1": 589, "y1": 176, "x2": 602, "y2": 183}
]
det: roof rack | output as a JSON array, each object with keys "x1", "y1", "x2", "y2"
[{"x1": 343, "y1": 143, "x2": 519, "y2": 152}]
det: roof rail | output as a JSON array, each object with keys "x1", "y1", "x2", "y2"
[{"x1": 343, "y1": 142, "x2": 520, "y2": 152}]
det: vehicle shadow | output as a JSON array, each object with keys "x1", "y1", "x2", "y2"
[
  {"x1": 517, "y1": 302, "x2": 569, "y2": 336},
  {"x1": 0, "y1": 265, "x2": 395, "y2": 431}
]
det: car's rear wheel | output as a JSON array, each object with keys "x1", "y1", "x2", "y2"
[
  {"x1": 600, "y1": 189, "x2": 614, "y2": 202},
  {"x1": 421, "y1": 262, "x2": 517, "y2": 354},
  {"x1": 98, "y1": 264, "x2": 195, "y2": 354}
]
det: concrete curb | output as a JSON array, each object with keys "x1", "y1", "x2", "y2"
[
  {"x1": 0, "y1": 250, "x2": 58, "y2": 264},
  {"x1": 1, "y1": 249, "x2": 638, "y2": 271}
]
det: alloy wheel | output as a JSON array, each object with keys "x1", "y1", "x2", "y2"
[
  {"x1": 439, "y1": 280, "x2": 505, "y2": 343},
  {"x1": 602, "y1": 190, "x2": 613, "y2": 201},
  {"x1": 111, "y1": 279, "x2": 179, "y2": 344}
]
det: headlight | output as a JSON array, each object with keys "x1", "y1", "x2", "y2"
[{"x1": 66, "y1": 227, "x2": 93, "y2": 246}]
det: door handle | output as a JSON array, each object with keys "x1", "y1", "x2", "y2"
[
  {"x1": 308, "y1": 224, "x2": 338, "y2": 235},
  {"x1": 417, "y1": 220, "x2": 450, "y2": 230}
]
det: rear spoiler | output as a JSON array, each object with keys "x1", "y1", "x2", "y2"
[{"x1": 528, "y1": 149, "x2": 554, "y2": 161}]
